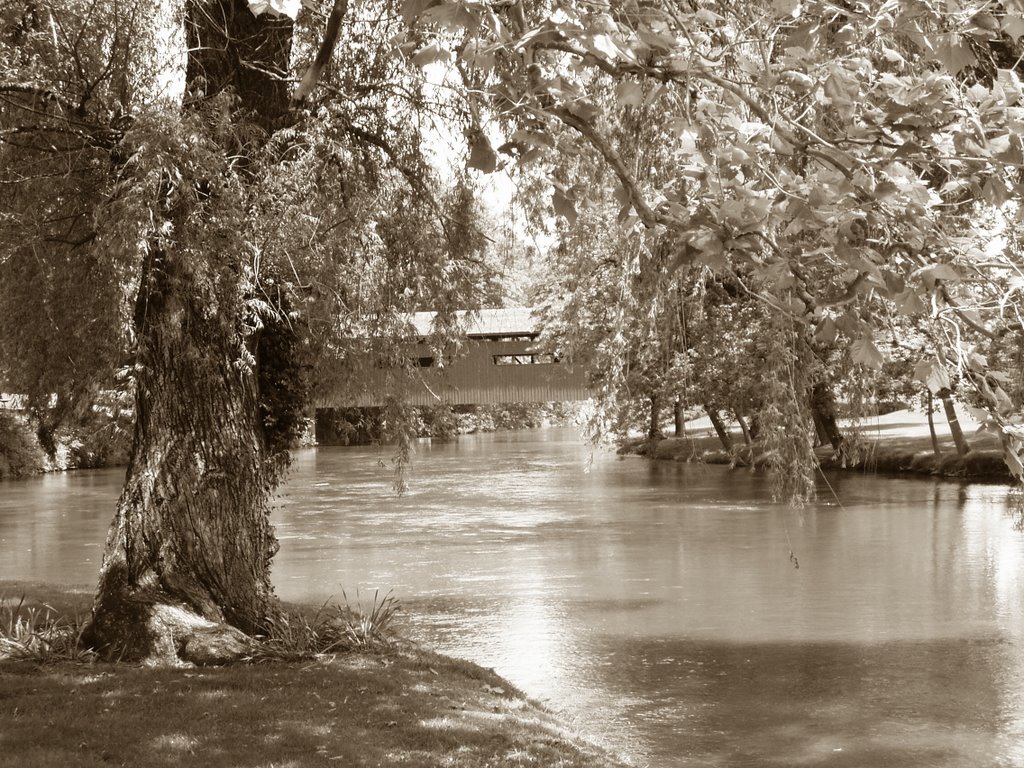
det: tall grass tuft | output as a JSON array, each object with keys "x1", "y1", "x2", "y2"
[
  {"x1": 0, "y1": 595, "x2": 94, "y2": 663},
  {"x1": 337, "y1": 588, "x2": 400, "y2": 648},
  {"x1": 255, "y1": 589, "x2": 401, "y2": 661}
]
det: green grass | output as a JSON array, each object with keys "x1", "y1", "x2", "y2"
[{"x1": 0, "y1": 583, "x2": 627, "y2": 768}]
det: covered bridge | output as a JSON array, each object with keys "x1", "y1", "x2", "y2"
[{"x1": 331, "y1": 307, "x2": 589, "y2": 407}]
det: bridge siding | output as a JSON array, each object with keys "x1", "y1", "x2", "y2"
[{"x1": 331, "y1": 339, "x2": 589, "y2": 407}]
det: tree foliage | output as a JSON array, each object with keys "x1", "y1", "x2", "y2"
[
  {"x1": 6, "y1": 0, "x2": 1024, "y2": 656},
  {"x1": 403, "y1": 0, "x2": 1024, "y2": 493}
]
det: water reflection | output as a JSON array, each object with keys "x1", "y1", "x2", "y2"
[
  {"x1": 271, "y1": 432, "x2": 1024, "y2": 766},
  {"x1": 2, "y1": 430, "x2": 1024, "y2": 766}
]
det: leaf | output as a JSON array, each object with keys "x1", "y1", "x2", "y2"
[
  {"x1": 967, "y1": 405, "x2": 991, "y2": 426},
  {"x1": 420, "y1": 3, "x2": 477, "y2": 31},
  {"x1": 772, "y1": 0, "x2": 801, "y2": 18},
  {"x1": 248, "y1": 0, "x2": 300, "y2": 18},
  {"x1": 508, "y1": 130, "x2": 554, "y2": 149},
  {"x1": 815, "y1": 316, "x2": 838, "y2": 344},
  {"x1": 850, "y1": 337, "x2": 884, "y2": 370},
  {"x1": 882, "y1": 270, "x2": 905, "y2": 295},
  {"x1": 914, "y1": 359, "x2": 950, "y2": 395},
  {"x1": 411, "y1": 42, "x2": 451, "y2": 68},
  {"x1": 894, "y1": 289, "x2": 926, "y2": 316},
  {"x1": 615, "y1": 80, "x2": 645, "y2": 108},
  {"x1": 689, "y1": 229, "x2": 724, "y2": 269},
  {"x1": 552, "y1": 187, "x2": 577, "y2": 224},
  {"x1": 927, "y1": 365, "x2": 949, "y2": 395},
  {"x1": 936, "y1": 34, "x2": 977, "y2": 75},
  {"x1": 401, "y1": 0, "x2": 441, "y2": 25},
  {"x1": 1002, "y1": 14, "x2": 1024, "y2": 42},
  {"x1": 591, "y1": 34, "x2": 621, "y2": 60},
  {"x1": 997, "y1": 69, "x2": 1023, "y2": 105},
  {"x1": 467, "y1": 133, "x2": 497, "y2": 174},
  {"x1": 916, "y1": 263, "x2": 959, "y2": 286}
]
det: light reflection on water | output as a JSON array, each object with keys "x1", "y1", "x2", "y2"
[
  {"x1": 273, "y1": 430, "x2": 1024, "y2": 767},
  {"x1": 2, "y1": 428, "x2": 1024, "y2": 766}
]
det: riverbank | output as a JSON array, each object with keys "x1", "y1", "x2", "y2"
[
  {"x1": 0, "y1": 582, "x2": 627, "y2": 768},
  {"x1": 621, "y1": 408, "x2": 1014, "y2": 482}
]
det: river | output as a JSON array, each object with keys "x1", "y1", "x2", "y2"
[{"x1": 2, "y1": 427, "x2": 1023, "y2": 766}]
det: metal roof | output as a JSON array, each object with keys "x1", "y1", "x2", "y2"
[{"x1": 409, "y1": 307, "x2": 538, "y2": 338}]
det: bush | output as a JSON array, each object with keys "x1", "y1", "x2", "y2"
[
  {"x1": 66, "y1": 411, "x2": 132, "y2": 469},
  {"x1": 959, "y1": 450, "x2": 1010, "y2": 479},
  {"x1": 0, "y1": 412, "x2": 45, "y2": 479},
  {"x1": 909, "y1": 452, "x2": 938, "y2": 474}
]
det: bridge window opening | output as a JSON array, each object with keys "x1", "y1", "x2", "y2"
[{"x1": 492, "y1": 354, "x2": 556, "y2": 365}]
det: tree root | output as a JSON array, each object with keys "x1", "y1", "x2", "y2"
[
  {"x1": 145, "y1": 604, "x2": 256, "y2": 666},
  {"x1": 84, "y1": 588, "x2": 259, "y2": 666}
]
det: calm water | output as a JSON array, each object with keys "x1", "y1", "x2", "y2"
[{"x1": 2, "y1": 428, "x2": 1024, "y2": 766}]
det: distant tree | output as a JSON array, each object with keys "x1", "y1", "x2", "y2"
[{"x1": 406, "y1": 0, "x2": 1024, "y2": 495}]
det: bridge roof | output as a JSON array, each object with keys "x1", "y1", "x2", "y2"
[{"x1": 410, "y1": 307, "x2": 538, "y2": 338}]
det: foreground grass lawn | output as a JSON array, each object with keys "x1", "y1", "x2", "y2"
[{"x1": 0, "y1": 586, "x2": 627, "y2": 768}]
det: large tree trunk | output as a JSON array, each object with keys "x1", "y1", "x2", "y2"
[
  {"x1": 84, "y1": 250, "x2": 283, "y2": 662},
  {"x1": 674, "y1": 397, "x2": 685, "y2": 436},
  {"x1": 83, "y1": 0, "x2": 298, "y2": 664}
]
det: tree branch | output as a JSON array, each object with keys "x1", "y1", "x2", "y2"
[
  {"x1": 937, "y1": 281, "x2": 1002, "y2": 340},
  {"x1": 548, "y1": 106, "x2": 671, "y2": 230},
  {"x1": 527, "y1": 39, "x2": 857, "y2": 180},
  {"x1": 292, "y1": 0, "x2": 348, "y2": 104},
  {"x1": 0, "y1": 82, "x2": 78, "y2": 113}
]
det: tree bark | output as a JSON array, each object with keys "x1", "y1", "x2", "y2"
[
  {"x1": 674, "y1": 397, "x2": 685, "y2": 436},
  {"x1": 811, "y1": 412, "x2": 829, "y2": 448},
  {"x1": 809, "y1": 382, "x2": 844, "y2": 453},
  {"x1": 83, "y1": 0, "x2": 300, "y2": 663},
  {"x1": 705, "y1": 405, "x2": 733, "y2": 451},
  {"x1": 927, "y1": 390, "x2": 942, "y2": 459},
  {"x1": 648, "y1": 394, "x2": 664, "y2": 440},
  {"x1": 736, "y1": 413, "x2": 753, "y2": 447},
  {"x1": 939, "y1": 390, "x2": 971, "y2": 457}
]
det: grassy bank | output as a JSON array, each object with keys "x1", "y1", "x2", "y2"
[
  {"x1": 621, "y1": 408, "x2": 1014, "y2": 482},
  {"x1": 0, "y1": 583, "x2": 627, "y2": 768}
]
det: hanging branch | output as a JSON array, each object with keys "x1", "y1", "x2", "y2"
[{"x1": 291, "y1": 0, "x2": 348, "y2": 104}]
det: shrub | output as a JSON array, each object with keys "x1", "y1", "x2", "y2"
[
  {"x1": 909, "y1": 452, "x2": 939, "y2": 474},
  {"x1": 0, "y1": 412, "x2": 45, "y2": 479},
  {"x1": 937, "y1": 453, "x2": 968, "y2": 477},
  {"x1": 959, "y1": 450, "x2": 1010, "y2": 479}
]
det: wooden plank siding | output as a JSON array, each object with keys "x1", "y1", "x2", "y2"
[{"x1": 331, "y1": 338, "x2": 590, "y2": 407}]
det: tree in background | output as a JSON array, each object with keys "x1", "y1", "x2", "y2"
[{"x1": 405, "y1": 0, "x2": 1024, "y2": 498}]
